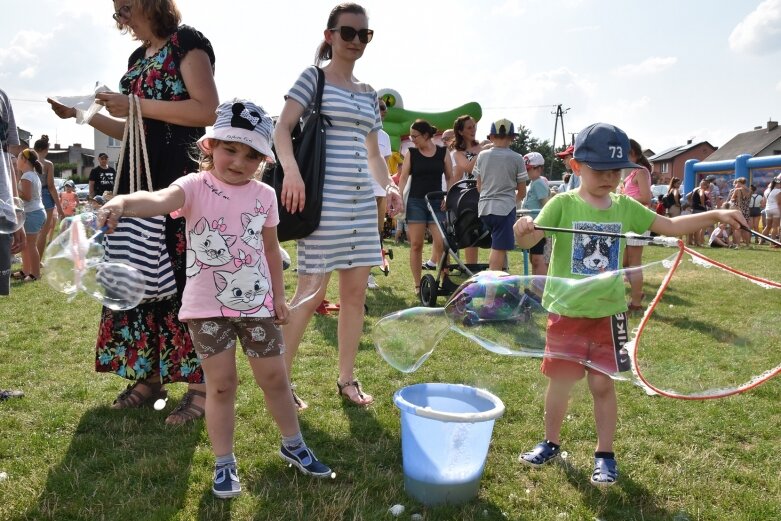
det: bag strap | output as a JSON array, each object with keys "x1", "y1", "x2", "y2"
[
  {"x1": 312, "y1": 66, "x2": 325, "y2": 116},
  {"x1": 113, "y1": 94, "x2": 153, "y2": 194}
]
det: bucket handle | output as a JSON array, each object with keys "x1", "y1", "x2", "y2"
[{"x1": 394, "y1": 386, "x2": 505, "y2": 423}]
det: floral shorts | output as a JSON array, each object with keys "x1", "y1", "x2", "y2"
[{"x1": 187, "y1": 317, "x2": 284, "y2": 360}]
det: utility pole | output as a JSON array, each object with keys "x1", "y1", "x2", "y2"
[{"x1": 550, "y1": 104, "x2": 570, "y2": 179}]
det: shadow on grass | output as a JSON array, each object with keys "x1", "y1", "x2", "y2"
[
  {"x1": 15, "y1": 404, "x2": 202, "y2": 521},
  {"x1": 558, "y1": 457, "x2": 678, "y2": 520}
]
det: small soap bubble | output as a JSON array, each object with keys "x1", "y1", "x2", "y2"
[
  {"x1": 388, "y1": 504, "x2": 405, "y2": 516},
  {"x1": 330, "y1": 472, "x2": 336, "y2": 479}
]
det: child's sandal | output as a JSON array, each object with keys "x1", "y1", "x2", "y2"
[
  {"x1": 165, "y1": 389, "x2": 206, "y2": 425},
  {"x1": 519, "y1": 441, "x2": 561, "y2": 467},
  {"x1": 590, "y1": 457, "x2": 618, "y2": 487},
  {"x1": 337, "y1": 379, "x2": 373, "y2": 406},
  {"x1": 11, "y1": 270, "x2": 26, "y2": 280}
]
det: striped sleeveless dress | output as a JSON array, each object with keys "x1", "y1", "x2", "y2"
[{"x1": 286, "y1": 67, "x2": 383, "y2": 272}]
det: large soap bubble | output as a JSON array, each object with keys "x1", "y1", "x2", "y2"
[
  {"x1": 44, "y1": 213, "x2": 146, "y2": 310},
  {"x1": 374, "y1": 239, "x2": 781, "y2": 400}
]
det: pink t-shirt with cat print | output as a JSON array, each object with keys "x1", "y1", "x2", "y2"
[{"x1": 171, "y1": 170, "x2": 280, "y2": 321}]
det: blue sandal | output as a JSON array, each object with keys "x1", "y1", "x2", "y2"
[
  {"x1": 519, "y1": 441, "x2": 560, "y2": 467},
  {"x1": 590, "y1": 457, "x2": 618, "y2": 487}
]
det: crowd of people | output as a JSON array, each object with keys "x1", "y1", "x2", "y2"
[{"x1": 0, "y1": 0, "x2": 775, "y2": 499}]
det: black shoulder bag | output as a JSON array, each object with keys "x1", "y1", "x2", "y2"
[{"x1": 264, "y1": 66, "x2": 331, "y2": 242}]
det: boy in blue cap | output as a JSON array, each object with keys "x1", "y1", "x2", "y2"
[{"x1": 513, "y1": 122, "x2": 748, "y2": 487}]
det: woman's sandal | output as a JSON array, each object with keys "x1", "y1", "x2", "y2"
[
  {"x1": 23, "y1": 274, "x2": 38, "y2": 282},
  {"x1": 291, "y1": 384, "x2": 308, "y2": 411},
  {"x1": 111, "y1": 379, "x2": 168, "y2": 409},
  {"x1": 11, "y1": 270, "x2": 26, "y2": 280},
  {"x1": 590, "y1": 457, "x2": 618, "y2": 487},
  {"x1": 337, "y1": 379, "x2": 373, "y2": 406},
  {"x1": 165, "y1": 389, "x2": 206, "y2": 425}
]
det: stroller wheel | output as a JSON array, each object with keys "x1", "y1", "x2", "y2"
[{"x1": 419, "y1": 274, "x2": 438, "y2": 307}]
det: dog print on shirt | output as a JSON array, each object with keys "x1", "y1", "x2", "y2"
[{"x1": 571, "y1": 222, "x2": 621, "y2": 275}]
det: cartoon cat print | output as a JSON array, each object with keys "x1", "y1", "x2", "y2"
[
  {"x1": 240, "y1": 199, "x2": 270, "y2": 251},
  {"x1": 186, "y1": 217, "x2": 237, "y2": 278},
  {"x1": 214, "y1": 251, "x2": 274, "y2": 318}
]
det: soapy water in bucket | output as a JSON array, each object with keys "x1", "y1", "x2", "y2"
[{"x1": 374, "y1": 241, "x2": 781, "y2": 399}]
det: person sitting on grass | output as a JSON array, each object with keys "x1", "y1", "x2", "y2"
[
  {"x1": 513, "y1": 122, "x2": 749, "y2": 487},
  {"x1": 99, "y1": 100, "x2": 332, "y2": 499},
  {"x1": 709, "y1": 222, "x2": 735, "y2": 248}
]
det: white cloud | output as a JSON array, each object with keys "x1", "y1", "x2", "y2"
[
  {"x1": 729, "y1": 0, "x2": 781, "y2": 54},
  {"x1": 777, "y1": 80, "x2": 781, "y2": 92},
  {"x1": 490, "y1": 0, "x2": 526, "y2": 17},
  {"x1": 612, "y1": 57, "x2": 677, "y2": 77}
]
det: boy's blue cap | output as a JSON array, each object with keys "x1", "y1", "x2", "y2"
[
  {"x1": 489, "y1": 118, "x2": 516, "y2": 137},
  {"x1": 573, "y1": 123, "x2": 641, "y2": 170}
]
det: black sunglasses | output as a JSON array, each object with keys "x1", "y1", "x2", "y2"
[
  {"x1": 112, "y1": 5, "x2": 131, "y2": 22},
  {"x1": 330, "y1": 26, "x2": 374, "y2": 44}
]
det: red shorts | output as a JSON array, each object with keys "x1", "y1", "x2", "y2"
[{"x1": 540, "y1": 313, "x2": 631, "y2": 379}]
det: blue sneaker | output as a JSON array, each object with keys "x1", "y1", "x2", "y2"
[
  {"x1": 279, "y1": 445, "x2": 332, "y2": 478},
  {"x1": 212, "y1": 463, "x2": 241, "y2": 499}
]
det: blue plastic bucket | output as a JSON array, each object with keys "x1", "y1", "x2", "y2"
[{"x1": 393, "y1": 383, "x2": 505, "y2": 506}]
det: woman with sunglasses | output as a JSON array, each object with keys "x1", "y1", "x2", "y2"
[
  {"x1": 47, "y1": 0, "x2": 218, "y2": 424},
  {"x1": 274, "y1": 2, "x2": 402, "y2": 409}
]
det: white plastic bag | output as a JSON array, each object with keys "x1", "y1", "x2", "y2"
[{"x1": 49, "y1": 84, "x2": 112, "y2": 124}]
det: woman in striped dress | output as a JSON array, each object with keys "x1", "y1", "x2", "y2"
[{"x1": 274, "y1": 3, "x2": 401, "y2": 409}]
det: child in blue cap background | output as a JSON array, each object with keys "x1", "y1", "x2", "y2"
[{"x1": 513, "y1": 122, "x2": 748, "y2": 487}]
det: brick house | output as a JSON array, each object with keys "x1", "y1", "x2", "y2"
[{"x1": 648, "y1": 140, "x2": 717, "y2": 184}]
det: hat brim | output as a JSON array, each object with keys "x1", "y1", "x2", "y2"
[
  {"x1": 555, "y1": 151, "x2": 573, "y2": 158},
  {"x1": 578, "y1": 159, "x2": 642, "y2": 171},
  {"x1": 197, "y1": 127, "x2": 276, "y2": 163}
]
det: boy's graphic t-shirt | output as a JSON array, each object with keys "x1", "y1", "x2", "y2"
[
  {"x1": 172, "y1": 171, "x2": 280, "y2": 320},
  {"x1": 535, "y1": 191, "x2": 656, "y2": 318}
]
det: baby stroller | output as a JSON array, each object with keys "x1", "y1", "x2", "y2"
[{"x1": 419, "y1": 179, "x2": 493, "y2": 306}]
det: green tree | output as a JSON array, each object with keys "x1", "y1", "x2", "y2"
[{"x1": 509, "y1": 125, "x2": 567, "y2": 181}]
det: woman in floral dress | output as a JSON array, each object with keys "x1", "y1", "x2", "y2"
[{"x1": 48, "y1": 0, "x2": 218, "y2": 424}]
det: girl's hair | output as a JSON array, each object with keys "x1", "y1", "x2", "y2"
[
  {"x1": 411, "y1": 119, "x2": 437, "y2": 139},
  {"x1": 315, "y1": 3, "x2": 367, "y2": 65},
  {"x1": 115, "y1": 0, "x2": 182, "y2": 41},
  {"x1": 198, "y1": 139, "x2": 265, "y2": 174},
  {"x1": 33, "y1": 134, "x2": 50, "y2": 152},
  {"x1": 453, "y1": 115, "x2": 477, "y2": 152},
  {"x1": 667, "y1": 176, "x2": 680, "y2": 190},
  {"x1": 629, "y1": 138, "x2": 653, "y2": 172},
  {"x1": 20, "y1": 148, "x2": 43, "y2": 175}
]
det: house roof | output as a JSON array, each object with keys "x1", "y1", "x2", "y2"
[
  {"x1": 706, "y1": 122, "x2": 781, "y2": 161},
  {"x1": 649, "y1": 141, "x2": 715, "y2": 162}
]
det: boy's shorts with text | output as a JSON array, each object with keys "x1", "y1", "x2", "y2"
[{"x1": 541, "y1": 312, "x2": 631, "y2": 379}]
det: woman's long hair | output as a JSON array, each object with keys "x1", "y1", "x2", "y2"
[
  {"x1": 315, "y1": 3, "x2": 367, "y2": 65},
  {"x1": 453, "y1": 115, "x2": 477, "y2": 152},
  {"x1": 21, "y1": 148, "x2": 43, "y2": 176},
  {"x1": 629, "y1": 138, "x2": 652, "y2": 172}
]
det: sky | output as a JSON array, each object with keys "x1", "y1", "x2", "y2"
[{"x1": 1, "y1": 0, "x2": 780, "y2": 155}]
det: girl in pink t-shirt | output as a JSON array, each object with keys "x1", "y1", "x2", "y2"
[{"x1": 99, "y1": 100, "x2": 331, "y2": 499}]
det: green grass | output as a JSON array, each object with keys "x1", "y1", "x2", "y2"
[{"x1": 1, "y1": 242, "x2": 780, "y2": 520}]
